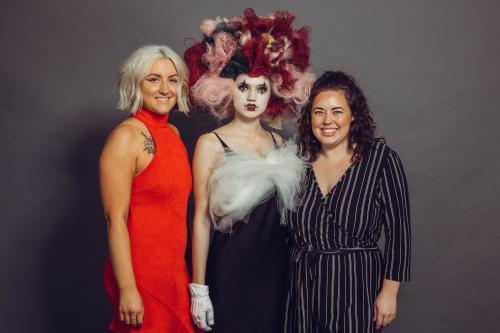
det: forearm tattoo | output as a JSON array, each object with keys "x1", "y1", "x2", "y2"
[{"x1": 141, "y1": 131, "x2": 155, "y2": 155}]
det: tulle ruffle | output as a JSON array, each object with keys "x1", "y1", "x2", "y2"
[{"x1": 208, "y1": 139, "x2": 306, "y2": 232}]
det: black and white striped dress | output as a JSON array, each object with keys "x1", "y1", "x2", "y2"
[{"x1": 284, "y1": 141, "x2": 411, "y2": 333}]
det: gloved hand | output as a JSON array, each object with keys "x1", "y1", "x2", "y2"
[{"x1": 189, "y1": 283, "x2": 215, "y2": 331}]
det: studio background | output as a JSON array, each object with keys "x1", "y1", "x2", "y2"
[{"x1": 1, "y1": 1, "x2": 499, "y2": 332}]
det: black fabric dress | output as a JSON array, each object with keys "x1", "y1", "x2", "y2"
[
  {"x1": 206, "y1": 132, "x2": 288, "y2": 333},
  {"x1": 284, "y1": 141, "x2": 411, "y2": 333}
]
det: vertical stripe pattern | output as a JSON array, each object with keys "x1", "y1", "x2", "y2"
[{"x1": 284, "y1": 142, "x2": 411, "y2": 333}]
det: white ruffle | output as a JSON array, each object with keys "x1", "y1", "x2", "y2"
[{"x1": 208, "y1": 139, "x2": 306, "y2": 232}]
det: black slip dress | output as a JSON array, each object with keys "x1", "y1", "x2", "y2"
[{"x1": 206, "y1": 131, "x2": 288, "y2": 333}]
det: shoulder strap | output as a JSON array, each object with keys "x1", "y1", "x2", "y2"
[
  {"x1": 212, "y1": 132, "x2": 232, "y2": 152},
  {"x1": 269, "y1": 131, "x2": 278, "y2": 149}
]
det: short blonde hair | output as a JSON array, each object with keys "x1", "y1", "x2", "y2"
[{"x1": 117, "y1": 45, "x2": 189, "y2": 114}]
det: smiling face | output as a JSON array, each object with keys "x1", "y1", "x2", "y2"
[
  {"x1": 310, "y1": 89, "x2": 354, "y2": 150},
  {"x1": 140, "y1": 58, "x2": 179, "y2": 115},
  {"x1": 232, "y1": 73, "x2": 271, "y2": 119}
]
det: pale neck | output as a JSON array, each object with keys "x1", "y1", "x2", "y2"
[{"x1": 228, "y1": 114, "x2": 265, "y2": 135}]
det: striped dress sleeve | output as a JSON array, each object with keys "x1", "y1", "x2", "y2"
[{"x1": 379, "y1": 148, "x2": 411, "y2": 281}]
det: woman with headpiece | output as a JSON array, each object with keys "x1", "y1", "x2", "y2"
[
  {"x1": 284, "y1": 71, "x2": 411, "y2": 332},
  {"x1": 100, "y1": 45, "x2": 194, "y2": 332},
  {"x1": 184, "y1": 9, "x2": 313, "y2": 332}
]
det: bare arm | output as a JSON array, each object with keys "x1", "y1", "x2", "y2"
[
  {"x1": 191, "y1": 133, "x2": 223, "y2": 284},
  {"x1": 100, "y1": 124, "x2": 143, "y2": 326}
]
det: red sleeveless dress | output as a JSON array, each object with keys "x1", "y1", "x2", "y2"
[{"x1": 104, "y1": 108, "x2": 194, "y2": 333}]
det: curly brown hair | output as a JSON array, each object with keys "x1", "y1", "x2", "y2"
[{"x1": 298, "y1": 71, "x2": 383, "y2": 162}]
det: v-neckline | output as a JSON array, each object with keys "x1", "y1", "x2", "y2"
[{"x1": 311, "y1": 162, "x2": 355, "y2": 200}]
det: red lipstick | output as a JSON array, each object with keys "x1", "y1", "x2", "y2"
[{"x1": 245, "y1": 103, "x2": 257, "y2": 111}]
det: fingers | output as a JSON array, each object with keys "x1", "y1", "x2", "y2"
[
  {"x1": 137, "y1": 311, "x2": 144, "y2": 326},
  {"x1": 382, "y1": 313, "x2": 396, "y2": 326},
  {"x1": 124, "y1": 312, "x2": 131, "y2": 326},
  {"x1": 386, "y1": 313, "x2": 396, "y2": 325},
  {"x1": 207, "y1": 307, "x2": 215, "y2": 326},
  {"x1": 381, "y1": 314, "x2": 391, "y2": 327},
  {"x1": 375, "y1": 313, "x2": 396, "y2": 329},
  {"x1": 198, "y1": 312, "x2": 210, "y2": 331},
  {"x1": 190, "y1": 294, "x2": 215, "y2": 331},
  {"x1": 120, "y1": 310, "x2": 143, "y2": 327},
  {"x1": 190, "y1": 300, "x2": 201, "y2": 328},
  {"x1": 119, "y1": 310, "x2": 125, "y2": 322},
  {"x1": 193, "y1": 315, "x2": 210, "y2": 331},
  {"x1": 131, "y1": 310, "x2": 144, "y2": 327},
  {"x1": 375, "y1": 311, "x2": 384, "y2": 330}
]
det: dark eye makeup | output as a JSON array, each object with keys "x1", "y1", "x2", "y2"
[
  {"x1": 238, "y1": 80, "x2": 249, "y2": 92},
  {"x1": 257, "y1": 84, "x2": 268, "y2": 94}
]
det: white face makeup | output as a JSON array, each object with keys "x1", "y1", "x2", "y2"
[{"x1": 232, "y1": 73, "x2": 271, "y2": 119}]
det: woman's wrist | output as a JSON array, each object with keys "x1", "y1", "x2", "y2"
[
  {"x1": 191, "y1": 275, "x2": 206, "y2": 285},
  {"x1": 379, "y1": 279, "x2": 400, "y2": 297},
  {"x1": 118, "y1": 283, "x2": 138, "y2": 292}
]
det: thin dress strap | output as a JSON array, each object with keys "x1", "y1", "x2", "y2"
[
  {"x1": 269, "y1": 131, "x2": 278, "y2": 149},
  {"x1": 212, "y1": 132, "x2": 233, "y2": 153}
]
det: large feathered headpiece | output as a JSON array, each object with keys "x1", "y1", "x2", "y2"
[{"x1": 184, "y1": 8, "x2": 314, "y2": 121}]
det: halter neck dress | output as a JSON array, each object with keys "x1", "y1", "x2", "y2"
[{"x1": 103, "y1": 108, "x2": 194, "y2": 333}]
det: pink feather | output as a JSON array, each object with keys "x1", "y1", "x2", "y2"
[
  {"x1": 191, "y1": 74, "x2": 235, "y2": 119},
  {"x1": 271, "y1": 65, "x2": 315, "y2": 105},
  {"x1": 202, "y1": 32, "x2": 238, "y2": 74}
]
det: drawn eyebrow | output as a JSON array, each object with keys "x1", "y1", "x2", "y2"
[
  {"x1": 257, "y1": 83, "x2": 267, "y2": 88},
  {"x1": 237, "y1": 80, "x2": 248, "y2": 86}
]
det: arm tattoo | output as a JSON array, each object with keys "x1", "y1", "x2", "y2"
[{"x1": 141, "y1": 131, "x2": 155, "y2": 155}]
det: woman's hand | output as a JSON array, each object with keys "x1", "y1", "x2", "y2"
[
  {"x1": 373, "y1": 279, "x2": 400, "y2": 330},
  {"x1": 119, "y1": 287, "x2": 144, "y2": 327},
  {"x1": 189, "y1": 283, "x2": 214, "y2": 331}
]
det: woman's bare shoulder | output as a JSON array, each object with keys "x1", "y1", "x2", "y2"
[
  {"x1": 102, "y1": 118, "x2": 143, "y2": 156},
  {"x1": 196, "y1": 132, "x2": 224, "y2": 154}
]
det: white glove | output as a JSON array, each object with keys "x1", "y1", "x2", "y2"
[{"x1": 189, "y1": 283, "x2": 215, "y2": 331}]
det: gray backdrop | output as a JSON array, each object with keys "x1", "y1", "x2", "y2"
[{"x1": 1, "y1": 1, "x2": 499, "y2": 332}]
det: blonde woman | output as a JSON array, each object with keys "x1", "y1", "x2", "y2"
[{"x1": 100, "y1": 45, "x2": 194, "y2": 333}]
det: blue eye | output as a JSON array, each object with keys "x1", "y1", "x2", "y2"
[{"x1": 257, "y1": 86, "x2": 268, "y2": 94}]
